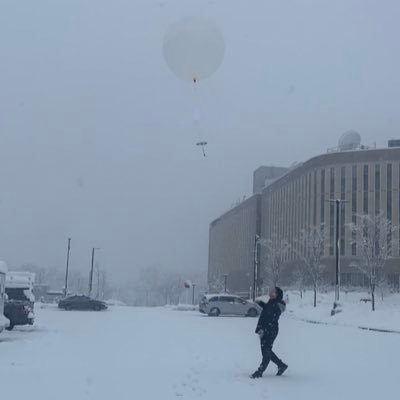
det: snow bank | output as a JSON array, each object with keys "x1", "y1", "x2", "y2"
[
  {"x1": 286, "y1": 290, "x2": 400, "y2": 333},
  {"x1": 105, "y1": 299, "x2": 127, "y2": 307},
  {"x1": 171, "y1": 304, "x2": 199, "y2": 311}
]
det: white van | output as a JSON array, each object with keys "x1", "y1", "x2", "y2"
[
  {"x1": 0, "y1": 261, "x2": 8, "y2": 333},
  {"x1": 199, "y1": 294, "x2": 262, "y2": 317}
]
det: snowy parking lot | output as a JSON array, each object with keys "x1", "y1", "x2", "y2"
[{"x1": 1, "y1": 305, "x2": 399, "y2": 400}]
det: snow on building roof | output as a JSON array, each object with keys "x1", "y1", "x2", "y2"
[{"x1": 0, "y1": 261, "x2": 7, "y2": 275}]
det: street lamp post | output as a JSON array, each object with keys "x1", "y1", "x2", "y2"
[
  {"x1": 253, "y1": 235, "x2": 261, "y2": 302},
  {"x1": 335, "y1": 199, "x2": 340, "y2": 302},
  {"x1": 327, "y1": 198, "x2": 348, "y2": 315},
  {"x1": 223, "y1": 274, "x2": 228, "y2": 293},
  {"x1": 64, "y1": 238, "x2": 71, "y2": 297},
  {"x1": 89, "y1": 247, "x2": 100, "y2": 297}
]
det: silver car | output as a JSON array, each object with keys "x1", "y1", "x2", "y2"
[{"x1": 199, "y1": 294, "x2": 261, "y2": 317}]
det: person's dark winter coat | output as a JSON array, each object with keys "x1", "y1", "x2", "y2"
[
  {"x1": 255, "y1": 295, "x2": 286, "y2": 336},
  {"x1": 251, "y1": 287, "x2": 288, "y2": 379}
]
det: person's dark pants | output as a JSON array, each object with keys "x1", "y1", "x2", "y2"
[{"x1": 257, "y1": 330, "x2": 282, "y2": 374}]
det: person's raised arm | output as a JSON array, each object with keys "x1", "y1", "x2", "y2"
[{"x1": 255, "y1": 300, "x2": 266, "y2": 309}]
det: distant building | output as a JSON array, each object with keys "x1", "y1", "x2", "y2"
[{"x1": 209, "y1": 137, "x2": 400, "y2": 293}]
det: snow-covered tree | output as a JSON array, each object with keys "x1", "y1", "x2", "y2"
[
  {"x1": 68, "y1": 270, "x2": 88, "y2": 295},
  {"x1": 208, "y1": 272, "x2": 225, "y2": 293},
  {"x1": 135, "y1": 265, "x2": 162, "y2": 306},
  {"x1": 260, "y1": 235, "x2": 290, "y2": 287},
  {"x1": 125, "y1": 266, "x2": 200, "y2": 306},
  {"x1": 292, "y1": 261, "x2": 307, "y2": 299},
  {"x1": 159, "y1": 271, "x2": 182, "y2": 305},
  {"x1": 297, "y1": 224, "x2": 326, "y2": 307},
  {"x1": 348, "y1": 213, "x2": 397, "y2": 311},
  {"x1": 93, "y1": 263, "x2": 109, "y2": 300}
]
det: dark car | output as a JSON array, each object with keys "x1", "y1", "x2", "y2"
[
  {"x1": 4, "y1": 287, "x2": 35, "y2": 330},
  {"x1": 58, "y1": 295, "x2": 108, "y2": 311}
]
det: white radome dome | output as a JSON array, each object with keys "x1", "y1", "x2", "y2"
[{"x1": 338, "y1": 131, "x2": 361, "y2": 151}]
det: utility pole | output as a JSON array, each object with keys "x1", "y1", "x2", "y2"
[
  {"x1": 64, "y1": 238, "x2": 71, "y2": 297},
  {"x1": 223, "y1": 274, "x2": 228, "y2": 293},
  {"x1": 327, "y1": 199, "x2": 348, "y2": 315},
  {"x1": 89, "y1": 247, "x2": 100, "y2": 297},
  {"x1": 253, "y1": 235, "x2": 260, "y2": 302},
  {"x1": 335, "y1": 199, "x2": 340, "y2": 302}
]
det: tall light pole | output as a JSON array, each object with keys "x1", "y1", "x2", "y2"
[
  {"x1": 89, "y1": 247, "x2": 100, "y2": 297},
  {"x1": 327, "y1": 198, "x2": 348, "y2": 314},
  {"x1": 223, "y1": 274, "x2": 228, "y2": 293},
  {"x1": 64, "y1": 238, "x2": 71, "y2": 297},
  {"x1": 253, "y1": 235, "x2": 261, "y2": 302}
]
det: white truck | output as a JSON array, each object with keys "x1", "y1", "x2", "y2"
[
  {"x1": 4, "y1": 271, "x2": 35, "y2": 330},
  {"x1": 0, "y1": 262, "x2": 8, "y2": 333}
]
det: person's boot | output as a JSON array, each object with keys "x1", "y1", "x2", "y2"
[
  {"x1": 276, "y1": 362, "x2": 288, "y2": 376},
  {"x1": 250, "y1": 369, "x2": 263, "y2": 379}
]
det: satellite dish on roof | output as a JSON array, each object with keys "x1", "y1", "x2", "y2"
[{"x1": 338, "y1": 130, "x2": 361, "y2": 151}]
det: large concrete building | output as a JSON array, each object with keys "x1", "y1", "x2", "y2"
[
  {"x1": 253, "y1": 166, "x2": 288, "y2": 194},
  {"x1": 208, "y1": 195, "x2": 261, "y2": 295},
  {"x1": 208, "y1": 136, "x2": 400, "y2": 294}
]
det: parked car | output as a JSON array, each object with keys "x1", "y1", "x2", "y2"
[
  {"x1": 0, "y1": 262, "x2": 8, "y2": 333},
  {"x1": 58, "y1": 295, "x2": 108, "y2": 311},
  {"x1": 4, "y1": 272, "x2": 35, "y2": 330},
  {"x1": 199, "y1": 294, "x2": 261, "y2": 317}
]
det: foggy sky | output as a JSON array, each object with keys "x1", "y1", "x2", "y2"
[{"x1": 0, "y1": 0, "x2": 400, "y2": 284}]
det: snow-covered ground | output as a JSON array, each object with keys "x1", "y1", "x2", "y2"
[
  {"x1": 286, "y1": 290, "x2": 400, "y2": 332},
  {"x1": 1, "y1": 304, "x2": 399, "y2": 399}
]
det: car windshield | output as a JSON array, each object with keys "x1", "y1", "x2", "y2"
[{"x1": 1, "y1": 2, "x2": 399, "y2": 400}]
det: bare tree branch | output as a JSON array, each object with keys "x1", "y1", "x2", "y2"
[
  {"x1": 297, "y1": 224, "x2": 326, "y2": 307},
  {"x1": 260, "y1": 234, "x2": 290, "y2": 287}
]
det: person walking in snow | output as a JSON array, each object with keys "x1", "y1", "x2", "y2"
[{"x1": 251, "y1": 286, "x2": 288, "y2": 379}]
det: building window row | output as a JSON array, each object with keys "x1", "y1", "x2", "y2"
[{"x1": 265, "y1": 161, "x2": 400, "y2": 260}]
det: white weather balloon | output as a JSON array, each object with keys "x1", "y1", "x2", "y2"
[{"x1": 163, "y1": 16, "x2": 225, "y2": 83}]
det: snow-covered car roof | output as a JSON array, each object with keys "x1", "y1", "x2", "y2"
[
  {"x1": 203, "y1": 293, "x2": 248, "y2": 300},
  {"x1": 0, "y1": 261, "x2": 7, "y2": 275}
]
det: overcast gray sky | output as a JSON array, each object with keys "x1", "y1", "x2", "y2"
[{"x1": 0, "y1": 0, "x2": 399, "y2": 283}]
